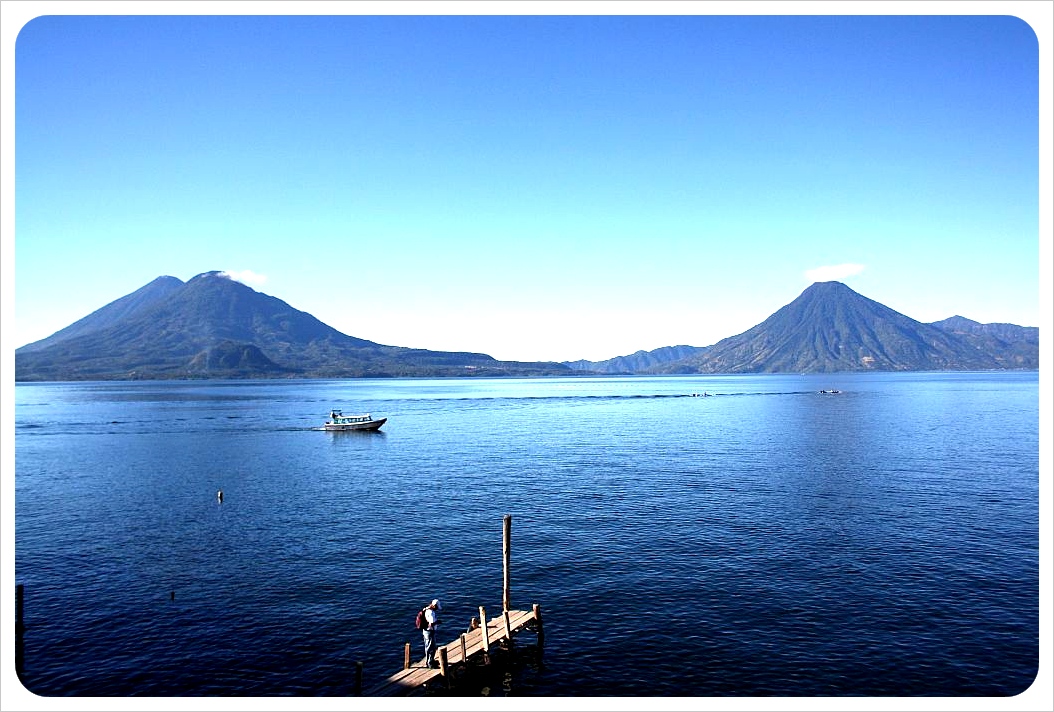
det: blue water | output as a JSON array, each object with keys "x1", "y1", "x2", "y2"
[{"x1": 13, "y1": 372, "x2": 1039, "y2": 696}]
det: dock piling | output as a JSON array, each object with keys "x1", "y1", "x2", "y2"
[
  {"x1": 403, "y1": 642, "x2": 411, "y2": 670},
  {"x1": 16, "y1": 581, "x2": 24, "y2": 628},
  {"x1": 479, "y1": 606, "x2": 490, "y2": 652},
  {"x1": 438, "y1": 647, "x2": 449, "y2": 687},
  {"x1": 15, "y1": 582, "x2": 25, "y2": 676},
  {"x1": 533, "y1": 603, "x2": 544, "y2": 652},
  {"x1": 502, "y1": 514, "x2": 511, "y2": 611},
  {"x1": 355, "y1": 661, "x2": 363, "y2": 695}
]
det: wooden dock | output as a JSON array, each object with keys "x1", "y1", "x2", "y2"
[
  {"x1": 368, "y1": 603, "x2": 543, "y2": 696},
  {"x1": 367, "y1": 514, "x2": 544, "y2": 696}
]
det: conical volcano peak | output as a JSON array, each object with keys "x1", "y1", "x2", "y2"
[
  {"x1": 789, "y1": 281, "x2": 874, "y2": 311},
  {"x1": 189, "y1": 270, "x2": 230, "y2": 282},
  {"x1": 801, "y1": 280, "x2": 855, "y2": 295},
  {"x1": 182, "y1": 271, "x2": 261, "y2": 297},
  {"x1": 664, "y1": 279, "x2": 1031, "y2": 373}
]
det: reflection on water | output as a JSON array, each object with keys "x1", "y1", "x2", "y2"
[{"x1": 14, "y1": 373, "x2": 1039, "y2": 696}]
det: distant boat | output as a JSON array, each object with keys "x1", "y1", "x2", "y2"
[
  {"x1": 323, "y1": 409, "x2": 386, "y2": 431},
  {"x1": 818, "y1": 390, "x2": 842, "y2": 394}
]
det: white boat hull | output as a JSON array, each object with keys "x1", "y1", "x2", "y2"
[{"x1": 323, "y1": 417, "x2": 387, "y2": 432}]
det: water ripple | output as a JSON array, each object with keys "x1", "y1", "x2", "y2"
[{"x1": 14, "y1": 373, "x2": 1039, "y2": 696}]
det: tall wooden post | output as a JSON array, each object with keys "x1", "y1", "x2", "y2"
[
  {"x1": 479, "y1": 606, "x2": 490, "y2": 652},
  {"x1": 15, "y1": 582, "x2": 25, "y2": 676},
  {"x1": 460, "y1": 633, "x2": 468, "y2": 661},
  {"x1": 404, "y1": 642, "x2": 411, "y2": 670},
  {"x1": 354, "y1": 661, "x2": 363, "y2": 695},
  {"x1": 533, "y1": 603, "x2": 544, "y2": 652},
  {"x1": 502, "y1": 514, "x2": 512, "y2": 611}
]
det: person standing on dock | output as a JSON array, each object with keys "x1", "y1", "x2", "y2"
[{"x1": 422, "y1": 599, "x2": 442, "y2": 668}]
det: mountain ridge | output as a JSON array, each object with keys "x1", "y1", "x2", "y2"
[
  {"x1": 17, "y1": 275, "x2": 185, "y2": 355},
  {"x1": 651, "y1": 281, "x2": 1035, "y2": 373},
  {"x1": 15, "y1": 272, "x2": 570, "y2": 380},
  {"x1": 564, "y1": 345, "x2": 708, "y2": 374},
  {"x1": 15, "y1": 275, "x2": 1038, "y2": 380}
]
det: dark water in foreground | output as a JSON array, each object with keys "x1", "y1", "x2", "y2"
[{"x1": 13, "y1": 373, "x2": 1039, "y2": 697}]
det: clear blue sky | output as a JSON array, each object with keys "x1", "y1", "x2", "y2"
[{"x1": 6, "y1": 9, "x2": 1047, "y2": 362}]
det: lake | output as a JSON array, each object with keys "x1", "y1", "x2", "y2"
[{"x1": 12, "y1": 372, "x2": 1040, "y2": 698}]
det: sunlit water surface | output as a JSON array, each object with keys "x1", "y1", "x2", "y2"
[{"x1": 14, "y1": 372, "x2": 1038, "y2": 696}]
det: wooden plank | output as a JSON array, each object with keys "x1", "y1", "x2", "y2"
[
  {"x1": 369, "y1": 667, "x2": 442, "y2": 696},
  {"x1": 439, "y1": 611, "x2": 527, "y2": 665},
  {"x1": 369, "y1": 659, "x2": 449, "y2": 694},
  {"x1": 445, "y1": 612, "x2": 523, "y2": 663}
]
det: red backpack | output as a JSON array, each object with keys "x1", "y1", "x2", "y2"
[{"x1": 415, "y1": 608, "x2": 428, "y2": 631}]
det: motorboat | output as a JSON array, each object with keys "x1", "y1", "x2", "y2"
[{"x1": 323, "y1": 410, "x2": 386, "y2": 431}]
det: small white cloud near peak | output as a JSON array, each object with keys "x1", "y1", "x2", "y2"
[
  {"x1": 220, "y1": 270, "x2": 268, "y2": 287},
  {"x1": 804, "y1": 263, "x2": 865, "y2": 283}
]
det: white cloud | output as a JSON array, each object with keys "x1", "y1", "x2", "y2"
[
  {"x1": 804, "y1": 263, "x2": 865, "y2": 283},
  {"x1": 220, "y1": 270, "x2": 268, "y2": 287}
]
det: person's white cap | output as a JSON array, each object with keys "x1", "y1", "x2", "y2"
[{"x1": 431, "y1": 599, "x2": 442, "y2": 610}]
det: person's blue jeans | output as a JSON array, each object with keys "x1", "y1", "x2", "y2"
[{"x1": 422, "y1": 630, "x2": 436, "y2": 666}]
